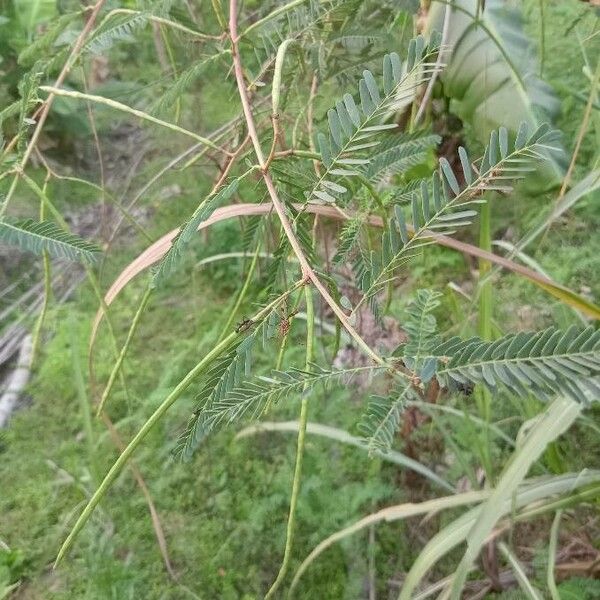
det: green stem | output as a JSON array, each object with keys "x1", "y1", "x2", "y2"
[
  {"x1": 54, "y1": 283, "x2": 303, "y2": 568},
  {"x1": 265, "y1": 286, "x2": 314, "y2": 599},
  {"x1": 71, "y1": 316, "x2": 97, "y2": 478},
  {"x1": 96, "y1": 8, "x2": 219, "y2": 40},
  {"x1": 86, "y1": 268, "x2": 131, "y2": 403},
  {"x1": 478, "y1": 201, "x2": 493, "y2": 342},
  {"x1": 274, "y1": 292, "x2": 303, "y2": 371},
  {"x1": 538, "y1": 0, "x2": 545, "y2": 78},
  {"x1": 17, "y1": 171, "x2": 131, "y2": 400},
  {"x1": 358, "y1": 174, "x2": 386, "y2": 217},
  {"x1": 96, "y1": 283, "x2": 153, "y2": 416},
  {"x1": 158, "y1": 25, "x2": 182, "y2": 124},
  {"x1": 31, "y1": 179, "x2": 52, "y2": 363},
  {"x1": 39, "y1": 86, "x2": 230, "y2": 155},
  {"x1": 218, "y1": 242, "x2": 261, "y2": 343},
  {"x1": 477, "y1": 200, "x2": 493, "y2": 480},
  {"x1": 211, "y1": 0, "x2": 227, "y2": 30},
  {"x1": 239, "y1": 0, "x2": 306, "y2": 39}
]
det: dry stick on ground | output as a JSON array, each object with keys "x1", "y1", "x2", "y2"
[{"x1": 0, "y1": 335, "x2": 32, "y2": 428}]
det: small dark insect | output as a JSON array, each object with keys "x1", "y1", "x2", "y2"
[
  {"x1": 278, "y1": 309, "x2": 298, "y2": 338},
  {"x1": 455, "y1": 381, "x2": 475, "y2": 396},
  {"x1": 235, "y1": 318, "x2": 254, "y2": 333}
]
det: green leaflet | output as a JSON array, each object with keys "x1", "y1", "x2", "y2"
[
  {"x1": 401, "y1": 289, "x2": 442, "y2": 382},
  {"x1": 0, "y1": 219, "x2": 101, "y2": 264},
  {"x1": 153, "y1": 178, "x2": 240, "y2": 286},
  {"x1": 174, "y1": 311, "x2": 280, "y2": 460},
  {"x1": 207, "y1": 365, "x2": 384, "y2": 437},
  {"x1": 434, "y1": 326, "x2": 600, "y2": 404},
  {"x1": 358, "y1": 302, "x2": 600, "y2": 456},
  {"x1": 363, "y1": 132, "x2": 440, "y2": 183},
  {"x1": 84, "y1": 13, "x2": 149, "y2": 55},
  {"x1": 425, "y1": 0, "x2": 565, "y2": 182},
  {"x1": 308, "y1": 36, "x2": 438, "y2": 205},
  {"x1": 358, "y1": 383, "x2": 414, "y2": 454},
  {"x1": 354, "y1": 123, "x2": 560, "y2": 306}
]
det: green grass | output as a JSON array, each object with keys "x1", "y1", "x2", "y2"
[
  {"x1": 1, "y1": 1, "x2": 599, "y2": 598},
  {"x1": 0, "y1": 265, "x2": 406, "y2": 598}
]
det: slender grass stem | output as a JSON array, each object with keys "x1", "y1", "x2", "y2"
[
  {"x1": 218, "y1": 243, "x2": 261, "y2": 343},
  {"x1": 39, "y1": 86, "x2": 231, "y2": 155},
  {"x1": 96, "y1": 283, "x2": 153, "y2": 416},
  {"x1": 70, "y1": 317, "x2": 97, "y2": 478},
  {"x1": 101, "y1": 8, "x2": 220, "y2": 40},
  {"x1": 19, "y1": 174, "x2": 133, "y2": 402},
  {"x1": 538, "y1": 0, "x2": 546, "y2": 77},
  {"x1": 477, "y1": 200, "x2": 493, "y2": 480},
  {"x1": 265, "y1": 286, "x2": 315, "y2": 599},
  {"x1": 239, "y1": 0, "x2": 306, "y2": 39},
  {"x1": 30, "y1": 178, "x2": 52, "y2": 363},
  {"x1": 54, "y1": 283, "x2": 304, "y2": 567},
  {"x1": 85, "y1": 268, "x2": 131, "y2": 404}
]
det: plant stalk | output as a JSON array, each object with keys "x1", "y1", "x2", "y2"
[
  {"x1": 54, "y1": 283, "x2": 304, "y2": 567},
  {"x1": 97, "y1": 283, "x2": 153, "y2": 415},
  {"x1": 265, "y1": 285, "x2": 314, "y2": 599},
  {"x1": 477, "y1": 200, "x2": 493, "y2": 480},
  {"x1": 228, "y1": 0, "x2": 388, "y2": 369},
  {"x1": 39, "y1": 87, "x2": 231, "y2": 155}
]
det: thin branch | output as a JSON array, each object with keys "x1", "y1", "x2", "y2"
[
  {"x1": 39, "y1": 86, "x2": 233, "y2": 156},
  {"x1": 414, "y1": 3, "x2": 452, "y2": 126},
  {"x1": 228, "y1": 0, "x2": 388, "y2": 368},
  {"x1": 101, "y1": 8, "x2": 222, "y2": 40}
]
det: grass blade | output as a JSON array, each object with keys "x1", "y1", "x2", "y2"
[
  {"x1": 498, "y1": 542, "x2": 544, "y2": 600},
  {"x1": 236, "y1": 420, "x2": 454, "y2": 492},
  {"x1": 448, "y1": 397, "x2": 582, "y2": 599}
]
